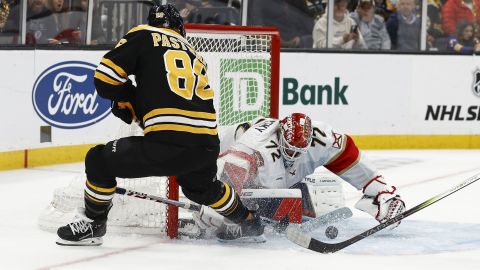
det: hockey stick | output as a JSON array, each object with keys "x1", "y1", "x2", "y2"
[
  {"x1": 115, "y1": 187, "x2": 201, "y2": 212},
  {"x1": 116, "y1": 187, "x2": 351, "y2": 233},
  {"x1": 287, "y1": 172, "x2": 480, "y2": 253},
  {"x1": 116, "y1": 187, "x2": 288, "y2": 226}
]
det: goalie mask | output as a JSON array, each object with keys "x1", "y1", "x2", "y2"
[
  {"x1": 147, "y1": 3, "x2": 186, "y2": 37},
  {"x1": 279, "y1": 113, "x2": 313, "y2": 165}
]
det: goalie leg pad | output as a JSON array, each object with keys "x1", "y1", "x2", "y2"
[
  {"x1": 240, "y1": 189, "x2": 303, "y2": 224},
  {"x1": 192, "y1": 189, "x2": 303, "y2": 233},
  {"x1": 301, "y1": 173, "x2": 346, "y2": 217}
]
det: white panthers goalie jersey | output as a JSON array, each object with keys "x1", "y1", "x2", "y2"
[{"x1": 217, "y1": 118, "x2": 379, "y2": 191}]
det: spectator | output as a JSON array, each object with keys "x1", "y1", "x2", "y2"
[
  {"x1": 26, "y1": 0, "x2": 59, "y2": 45},
  {"x1": 174, "y1": 0, "x2": 199, "y2": 22},
  {"x1": 249, "y1": 0, "x2": 315, "y2": 48},
  {"x1": 45, "y1": 0, "x2": 69, "y2": 44},
  {"x1": 304, "y1": 0, "x2": 326, "y2": 20},
  {"x1": 0, "y1": 0, "x2": 9, "y2": 28},
  {"x1": 313, "y1": 0, "x2": 367, "y2": 49},
  {"x1": 57, "y1": 0, "x2": 88, "y2": 44},
  {"x1": 374, "y1": 0, "x2": 395, "y2": 20},
  {"x1": 1, "y1": 0, "x2": 20, "y2": 44},
  {"x1": 386, "y1": 0, "x2": 421, "y2": 51},
  {"x1": 186, "y1": 0, "x2": 241, "y2": 25},
  {"x1": 350, "y1": 0, "x2": 391, "y2": 49},
  {"x1": 426, "y1": 17, "x2": 438, "y2": 50},
  {"x1": 442, "y1": 0, "x2": 480, "y2": 36},
  {"x1": 428, "y1": 0, "x2": 444, "y2": 35},
  {"x1": 447, "y1": 20, "x2": 480, "y2": 53},
  {"x1": 427, "y1": 0, "x2": 447, "y2": 50}
]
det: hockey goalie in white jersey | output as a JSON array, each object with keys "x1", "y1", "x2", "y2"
[{"x1": 194, "y1": 113, "x2": 406, "y2": 235}]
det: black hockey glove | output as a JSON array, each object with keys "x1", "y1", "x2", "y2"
[{"x1": 111, "y1": 101, "x2": 137, "y2": 124}]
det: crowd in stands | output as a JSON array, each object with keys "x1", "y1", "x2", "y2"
[
  {"x1": 246, "y1": 0, "x2": 480, "y2": 53},
  {"x1": 1, "y1": 0, "x2": 480, "y2": 54},
  {"x1": 30, "y1": 0, "x2": 90, "y2": 45},
  {"x1": 175, "y1": 0, "x2": 480, "y2": 54},
  {"x1": 0, "y1": 0, "x2": 19, "y2": 44},
  {"x1": 0, "y1": 0, "x2": 88, "y2": 44}
]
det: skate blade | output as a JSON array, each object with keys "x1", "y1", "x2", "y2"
[
  {"x1": 217, "y1": 235, "x2": 266, "y2": 244},
  {"x1": 56, "y1": 237, "x2": 103, "y2": 246}
]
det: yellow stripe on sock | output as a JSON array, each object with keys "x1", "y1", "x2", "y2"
[
  {"x1": 209, "y1": 183, "x2": 231, "y2": 209},
  {"x1": 222, "y1": 196, "x2": 239, "y2": 215},
  {"x1": 85, "y1": 192, "x2": 110, "y2": 204},
  {"x1": 86, "y1": 179, "x2": 116, "y2": 193}
]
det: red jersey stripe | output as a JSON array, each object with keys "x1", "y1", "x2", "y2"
[{"x1": 325, "y1": 135, "x2": 360, "y2": 174}]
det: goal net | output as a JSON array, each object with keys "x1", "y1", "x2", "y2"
[{"x1": 38, "y1": 24, "x2": 280, "y2": 238}]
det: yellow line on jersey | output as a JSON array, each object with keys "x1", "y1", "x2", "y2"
[
  {"x1": 143, "y1": 108, "x2": 217, "y2": 122},
  {"x1": 94, "y1": 71, "x2": 123, "y2": 85},
  {"x1": 144, "y1": 124, "x2": 218, "y2": 135},
  {"x1": 100, "y1": 58, "x2": 127, "y2": 78}
]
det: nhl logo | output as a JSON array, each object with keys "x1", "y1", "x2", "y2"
[{"x1": 473, "y1": 69, "x2": 480, "y2": 97}]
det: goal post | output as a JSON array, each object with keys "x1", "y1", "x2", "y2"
[{"x1": 38, "y1": 24, "x2": 280, "y2": 239}]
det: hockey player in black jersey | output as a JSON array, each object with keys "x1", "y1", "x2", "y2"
[{"x1": 56, "y1": 3, "x2": 264, "y2": 246}]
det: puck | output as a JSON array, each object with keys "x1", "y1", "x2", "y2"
[{"x1": 325, "y1": 225, "x2": 338, "y2": 239}]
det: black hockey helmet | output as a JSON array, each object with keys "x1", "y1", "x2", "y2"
[{"x1": 147, "y1": 2, "x2": 186, "y2": 37}]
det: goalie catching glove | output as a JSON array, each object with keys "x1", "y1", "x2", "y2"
[{"x1": 355, "y1": 176, "x2": 405, "y2": 228}]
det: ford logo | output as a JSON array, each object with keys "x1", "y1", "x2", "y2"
[{"x1": 32, "y1": 61, "x2": 111, "y2": 129}]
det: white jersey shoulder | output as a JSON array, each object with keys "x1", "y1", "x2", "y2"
[
  {"x1": 237, "y1": 118, "x2": 279, "y2": 150},
  {"x1": 220, "y1": 118, "x2": 353, "y2": 189},
  {"x1": 253, "y1": 120, "x2": 347, "y2": 189}
]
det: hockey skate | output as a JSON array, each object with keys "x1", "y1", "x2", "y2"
[
  {"x1": 216, "y1": 212, "x2": 266, "y2": 243},
  {"x1": 56, "y1": 208, "x2": 107, "y2": 246}
]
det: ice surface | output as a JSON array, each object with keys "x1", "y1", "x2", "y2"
[{"x1": 0, "y1": 150, "x2": 479, "y2": 270}]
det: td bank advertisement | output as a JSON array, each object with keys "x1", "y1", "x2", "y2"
[{"x1": 279, "y1": 53, "x2": 480, "y2": 136}]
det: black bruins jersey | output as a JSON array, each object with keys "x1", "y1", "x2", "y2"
[{"x1": 94, "y1": 25, "x2": 219, "y2": 147}]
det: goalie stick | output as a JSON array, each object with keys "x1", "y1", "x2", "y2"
[
  {"x1": 287, "y1": 172, "x2": 480, "y2": 254},
  {"x1": 116, "y1": 187, "x2": 352, "y2": 233},
  {"x1": 299, "y1": 207, "x2": 353, "y2": 233},
  {"x1": 116, "y1": 187, "x2": 288, "y2": 229}
]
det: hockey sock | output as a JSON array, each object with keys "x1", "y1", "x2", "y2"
[
  {"x1": 84, "y1": 179, "x2": 115, "y2": 221},
  {"x1": 209, "y1": 182, "x2": 249, "y2": 223}
]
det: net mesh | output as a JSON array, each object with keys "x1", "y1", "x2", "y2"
[
  {"x1": 38, "y1": 123, "x2": 169, "y2": 234},
  {"x1": 38, "y1": 30, "x2": 275, "y2": 236},
  {"x1": 188, "y1": 33, "x2": 272, "y2": 125}
]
